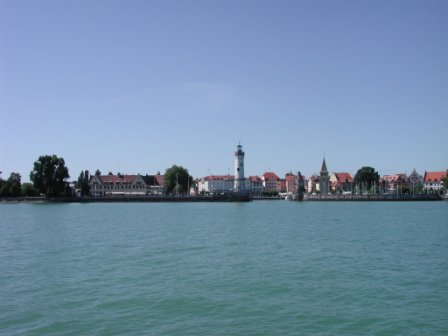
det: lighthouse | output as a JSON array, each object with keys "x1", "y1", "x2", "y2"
[{"x1": 234, "y1": 143, "x2": 245, "y2": 192}]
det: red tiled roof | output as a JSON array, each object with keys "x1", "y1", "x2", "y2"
[
  {"x1": 153, "y1": 175, "x2": 164, "y2": 186},
  {"x1": 333, "y1": 172, "x2": 353, "y2": 183},
  {"x1": 99, "y1": 175, "x2": 137, "y2": 184},
  {"x1": 424, "y1": 171, "x2": 447, "y2": 182},
  {"x1": 142, "y1": 175, "x2": 165, "y2": 186},
  {"x1": 203, "y1": 175, "x2": 234, "y2": 181},
  {"x1": 249, "y1": 176, "x2": 262, "y2": 182},
  {"x1": 383, "y1": 174, "x2": 405, "y2": 182},
  {"x1": 262, "y1": 172, "x2": 280, "y2": 181},
  {"x1": 285, "y1": 175, "x2": 296, "y2": 182}
]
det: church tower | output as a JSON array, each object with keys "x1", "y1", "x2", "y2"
[
  {"x1": 234, "y1": 143, "x2": 245, "y2": 192},
  {"x1": 319, "y1": 158, "x2": 330, "y2": 195}
]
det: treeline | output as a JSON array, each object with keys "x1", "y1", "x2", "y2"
[
  {"x1": 0, "y1": 173, "x2": 38, "y2": 197},
  {"x1": 1, "y1": 154, "x2": 195, "y2": 198},
  {"x1": 1, "y1": 155, "x2": 70, "y2": 198}
]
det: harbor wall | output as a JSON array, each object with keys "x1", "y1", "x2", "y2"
[{"x1": 304, "y1": 194, "x2": 442, "y2": 201}]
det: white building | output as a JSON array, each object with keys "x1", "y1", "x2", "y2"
[
  {"x1": 307, "y1": 175, "x2": 320, "y2": 193},
  {"x1": 197, "y1": 175, "x2": 235, "y2": 194},
  {"x1": 423, "y1": 171, "x2": 447, "y2": 192}
]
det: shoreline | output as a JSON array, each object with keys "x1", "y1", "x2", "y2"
[
  {"x1": 304, "y1": 194, "x2": 442, "y2": 201},
  {"x1": 0, "y1": 194, "x2": 444, "y2": 203}
]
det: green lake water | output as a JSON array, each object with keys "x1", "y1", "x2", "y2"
[{"x1": 0, "y1": 201, "x2": 447, "y2": 335}]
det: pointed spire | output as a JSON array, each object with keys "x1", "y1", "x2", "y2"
[{"x1": 321, "y1": 157, "x2": 328, "y2": 174}]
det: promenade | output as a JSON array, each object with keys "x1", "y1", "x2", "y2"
[{"x1": 304, "y1": 194, "x2": 442, "y2": 201}]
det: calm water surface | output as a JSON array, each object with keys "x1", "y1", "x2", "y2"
[{"x1": 0, "y1": 201, "x2": 447, "y2": 335}]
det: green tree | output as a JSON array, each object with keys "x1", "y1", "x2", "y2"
[
  {"x1": 164, "y1": 165, "x2": 193, "y2": 195},
  {"x1": 8, "y1": 172, "x2": 22, "y2": 196},
  {"x1": 21, "y1": 183, "x2": 37, "y2": 196},
  {"x1": 95, "y1": 169, "x2": 101, "y2": 176},
  {"x1": 0, "y1": 177, "x2": 4, "y2": 197},
  {"x1": 77, "y1": 170, "x2": 91, "y2": 196},
  {"x1": 30, "y1": 155, "x2": 70, "y2": 197},
  {"x1": 399, "y1": 183, "x2": 410, "y2": 195},
  {"x1": 262, "y1": 190, "x2": 279, "y2": 197},
  {"x1": 442, "y1": 175, "x2": 448, "y2": 194},
  {"x1": 354, "y1": 166, "x2": 380, "y2": 194},
  {"x1": 0, "y1": 172, "x2": 22, "y2": 197}
]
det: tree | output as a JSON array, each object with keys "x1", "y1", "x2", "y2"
[
  {"x1": 7, "y1": 173, "x2": 22, "y2": 196},
  {"x1": 0, "y1": 177, "x2": 4, "y2": 196},
  {"x1": 353, "y1": 166, "x2": 380, "y2": 194},
  {"x1": 399, "y1": 183, "x2": 410, "y2": 195},
  {"x1": 164, "y1": 165, "x2": 193, "y2": 195},
  {"x1": 0, "y1": 172, "x2": 22, "y2": 197},
  {"x1": 262, "y1": 190, "x2": 279, "y2": 197},
  {"x1": 77, "y1": 170, "x2": 91, "y2": 196},
  {"x1": 95, "y1": 169, "x2": 101, "y2": 176},
  {"x1": 442, "y1": 175, "x2": 448, "y2": 194},
  {"x1": 30, "y1": 155, "x2": 70, "y2": 197},
  {"x1": 22, "y1": 183, "x2": 37, "y2": 196}
]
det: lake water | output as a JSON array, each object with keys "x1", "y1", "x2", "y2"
[{"x1": 0, "y1": 201, "x2": 447, "y2": 335}]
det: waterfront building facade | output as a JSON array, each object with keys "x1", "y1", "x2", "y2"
[
  {"x1": 423, "y1": 171, "x2": 447, "y2": 192},
  {"x1": 285, "y1": 174, "x2": 298, "y2": 193},
  {"x1": 307, "y1": 175, "x2": 320, "y2": 193},
  {"x1": 330, "y1": 172, "x2": 353, "y2": 193},
  {"x1": 89, "y1": 174, "x2": 164, "y2": 196},
  {"x1": 197, "y1": 175, "x2": 235, "y2": 194},
  {"x1": 408, "y1": 169, "x2": 423, "y2": 185},
  {"x1": 262, "y1": 172, "x2": 281, "y2": 192},
  {"x1": 249, "y1": 176, "x2": 263, "y2": 195},
  {"x1": 142, "y1": 174, "x2": 165, "y2": 195},
  {"x1": 280, "y1": 179, "x2": 287, "y2": 193},
  {"x1": 382, "y1": 174, "x2": 407, "y2": 193}
]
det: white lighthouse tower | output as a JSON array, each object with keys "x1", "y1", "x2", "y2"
[{"x1": 234, "y1": 142, "x2": 245, "y2": 192}]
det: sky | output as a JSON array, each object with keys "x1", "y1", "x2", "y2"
[{"x1": 1, "y1": 0, "x2": 447, "y2": 182}]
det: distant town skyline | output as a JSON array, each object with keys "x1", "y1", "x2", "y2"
[{"x1": 1, "y1": 1, "x2": 447, "y2": 182}]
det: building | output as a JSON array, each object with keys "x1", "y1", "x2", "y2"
[
  {"x1": 407, "y1": 169, "x2": 423, "y2": 194},
  {"x1": 280, "y1": 179, "x2": 287, "y2": 193},
  {"x1": 197, "y1": 175, "x2": 235, "y2": 194},
  {"x1": 141, "y1": 174, "x2": 165, "y2": 195},
  {"x1": 382, "y1": 174, "x2": 407, "y2": 193},
  {"x1": 307, "y1": 175, "x2": 320, "y2": 193},
  {"x1": 319, "y1": 158, "x2": 330, "y2": 195},
  {"x1": 262, "y1": 172, "x2": 281, "y2": 192},
  {"x1": 234, "y1": 143, "x2": 246, "y2": 192},
  {"x1": 330, "y1": 172, "x2": 353, "y2": 193},
  {"x1": 248, "y1": 176, "x2": 263, "y2": 195},
  {"x1": 285, "y1": 174, "x2": 298, "y2": 193},
  {"x1": 408, "y1": 169, "x2": 423, "y2": 185},
  {"x1": 423, "y1": 171, "x2": 447, "y2": 192},
  {"x1": 89, "y1": 174, "x2": 164, "y2": 196}
]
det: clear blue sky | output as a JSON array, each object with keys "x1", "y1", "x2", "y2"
[{"x1": 1, "y1": 0, "x2": 447, "y2": 182}]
